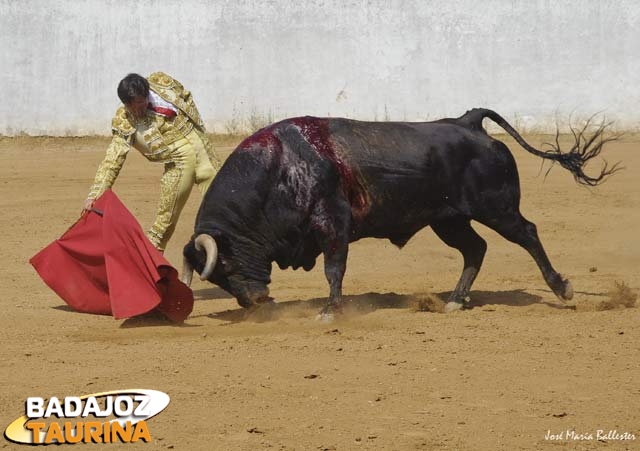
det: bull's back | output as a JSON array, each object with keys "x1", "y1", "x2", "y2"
[{"x1": 326, "y1": 118, "x2": 517, "y2": 243}]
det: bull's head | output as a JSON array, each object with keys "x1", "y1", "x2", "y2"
[{"x1": 181, "y1": 233, "x2": 272, "y2": 309}]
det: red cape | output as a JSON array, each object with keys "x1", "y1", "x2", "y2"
[{"x1": 30, "y1": 190, "x2": 193, "y2": 322}]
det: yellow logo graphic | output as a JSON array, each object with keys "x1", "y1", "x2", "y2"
[{"x1": 4, "y1": 389, "x2": 169, "y2": 445}]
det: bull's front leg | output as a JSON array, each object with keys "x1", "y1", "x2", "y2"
[
  {"x1": 316, "y1": 247, "x2": 348, "y2": 322},
  {"x1": 313, "y1": 197, "x2": 351, "y2": 322}
]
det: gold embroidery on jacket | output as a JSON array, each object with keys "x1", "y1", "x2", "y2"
[
  {"x1": 111, "y1": 107, "x2": 135, "y2": 138},
  {"x1": 148, "y1": 72, "x2": 205, "y2": 128}
]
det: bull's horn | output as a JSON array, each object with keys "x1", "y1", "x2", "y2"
[
  {"x1": 180, "y1": 257, "x2": 194, "y2": 287},
  {"x1": 195, "y1": 234, "x2": 218, "y2": 281}
]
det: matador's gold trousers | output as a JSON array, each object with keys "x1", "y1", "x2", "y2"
[{"x1": 146, "y1": 130, "x2": 216, "y2": 251}]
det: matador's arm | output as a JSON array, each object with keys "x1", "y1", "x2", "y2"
[{"x1": 86, "y1": 134, "x2": 131, "y2": 200}]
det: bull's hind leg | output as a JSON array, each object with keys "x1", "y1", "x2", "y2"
[
  {"x1": 431, "y1": 218, "x2": 487, "y2": 312},
  {"x1": 312, "y1": 197, "x2": 352, "y2": 322},
  {"x1": 484, "y1": 213, "x2": 573, "y2": 302}
]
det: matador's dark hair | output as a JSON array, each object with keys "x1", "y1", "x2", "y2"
[{"x1": 117, "y1": 73, "x2": 150, "y2": 104}]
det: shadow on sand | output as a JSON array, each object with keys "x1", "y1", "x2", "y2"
[
  {"x1": 206, "y1": 288, "x2": 573, "y2": 324},
  {"x1": 464, "y1": 289, "x2": 575, "y2": 310}
]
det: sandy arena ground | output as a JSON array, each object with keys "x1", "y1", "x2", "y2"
[{"x1": 0, "y1": 131, "x2": 639, "y2": 450}]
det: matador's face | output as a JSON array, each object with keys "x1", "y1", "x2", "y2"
[{"x1": 125, "y1": 95, "x2": 149, "y2": 119}]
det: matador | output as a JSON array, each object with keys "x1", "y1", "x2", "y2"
[{"x1": 84, "y1": 72, "x2": 221, "y2": 251}]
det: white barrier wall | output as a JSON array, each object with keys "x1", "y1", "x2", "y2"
[{"x1": 1, "y1": 0, "x2": 639, "y2": 135}]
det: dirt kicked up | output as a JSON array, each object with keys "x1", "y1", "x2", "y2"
[{"x1": 0, "y1": 133, "x2": 638, "y2": 450}]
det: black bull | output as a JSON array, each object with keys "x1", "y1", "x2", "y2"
[{"x1": 181, "y1": 108, "x2": 618, "y2": 319}]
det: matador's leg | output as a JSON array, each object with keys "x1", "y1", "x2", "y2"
[
  {"x1": 147, "y1": 153, "x2": 196, "y2": 251},
  {"x1": 186, "y1": 130, "x2": 218, "y2": 196}
]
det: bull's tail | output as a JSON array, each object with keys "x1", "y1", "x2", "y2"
[{"x1": 457, "y1": 108, "x2": 622, "y2": 186}]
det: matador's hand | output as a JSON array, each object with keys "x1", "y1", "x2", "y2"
[{"x1": 82, "y1": 198, "x2": 95, "y2": 216}]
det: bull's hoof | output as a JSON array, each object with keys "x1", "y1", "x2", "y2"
[
  {"x1": 552, "y1": 277, "x2": 574, "y2": 302},
  {"x1": 315, "y1": 302, "x2": 343, "y2": 322},
  {"x1": 561, "y1": 279, "x2": 574, "y2": 301},
  {"x1": 315, "y1": 312, "x2": 335, "y2": 323},
  {"x1": 444, "y1": 301, "x2": 464, "y2": 313}
]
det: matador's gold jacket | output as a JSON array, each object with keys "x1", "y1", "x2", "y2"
[{"x1": 87, "y1": 72, "x2": 220, "y2": 199}]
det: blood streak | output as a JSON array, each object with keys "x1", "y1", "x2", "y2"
[
  {"x1": 237, "y1": 124, "x2": 282, "y2": 152},
  {"x1": 289, "y1": 117, "x2": 370, "y2": 220},
  {"x1": 236, "y1": 117, "x2": 370, "y2": 219}
]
